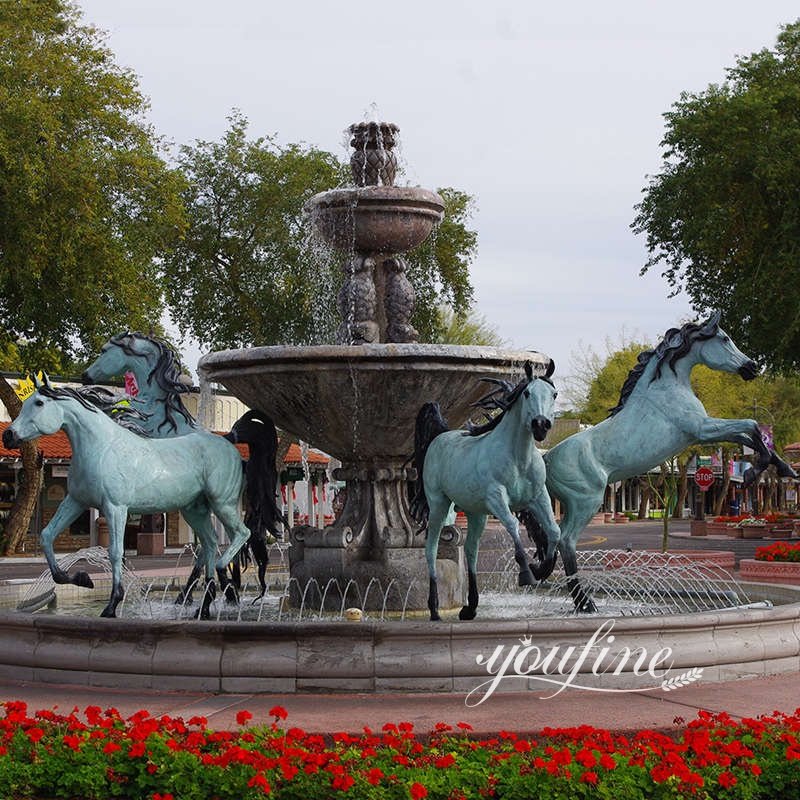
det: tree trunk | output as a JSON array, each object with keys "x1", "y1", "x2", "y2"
[
  {"x1": 637, "y1": 480, "x2": 652, "y2": 519},
  {"x1": 673, "y1": 458, "x2": 689, "y2": 519},
  {"x1": 712, "y1": 448, "x2": 732, "y2": 517},
  {"x1": 0, "y1": 375, "x2": 43, "y2": 555}
]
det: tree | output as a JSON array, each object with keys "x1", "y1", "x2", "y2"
[
  {"x1": 429, "y1": 306, "x2": 505, "y2": 346},
  {"x1": 164, "y1": 113, "x2": 477, "y2": 349},
  {"x1": 633, "y1": 21, "x2": 800, "y2": 372},
  {"x1": 0, "y1": 1, "x2": 185, "y2": 553}
]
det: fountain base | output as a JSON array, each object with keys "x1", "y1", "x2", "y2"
[{"x1": 289, "y1": 524, "x2": 465, "y2": 612}]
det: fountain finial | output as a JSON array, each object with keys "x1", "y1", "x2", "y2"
[{"x1": 349, "y1": 121, "x2": 400, "y2": 187}]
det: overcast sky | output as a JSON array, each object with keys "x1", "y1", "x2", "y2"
[{"x1": 78, "y1": 0, "x2": 798, "y2": 387}]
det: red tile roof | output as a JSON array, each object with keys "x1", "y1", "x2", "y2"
[{"x1": 0, "y1": 422, "x2": 328, "y2": 467}]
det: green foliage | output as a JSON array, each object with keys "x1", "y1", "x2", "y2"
[
  {"x1": 0, "y1": 1, "x2": 185, "y2": 369},
  {"x1": 164, "y1": 113, "x2": 477, "y2": 349},
  {"x1": 633, "y1": 20, "x2": 800, "y2": 372},
  {"x1": 429, "y1": 306, "x2": 504, "y2": 346},
  {"x1": 580, "y1": 343, "x2": 647, "y2": 425}
]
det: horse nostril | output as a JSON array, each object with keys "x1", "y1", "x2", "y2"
[{"x1": 2, "y1": 429, "x2": 18, "y2": 449}]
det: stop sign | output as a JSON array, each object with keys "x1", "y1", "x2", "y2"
[{"x1": 694, "y1": 466, "x2": 715, "y2": 491}]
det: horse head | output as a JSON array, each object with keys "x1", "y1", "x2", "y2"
[
  {"x1": 3, "y1": 379, "x2": 64, "y2": 448},
  {"x1": 694, "y1": 312, "x2": 760, "y2": 381},
  {"x1": 520, "y1": 359, "x2": 557, "y2": 442}
]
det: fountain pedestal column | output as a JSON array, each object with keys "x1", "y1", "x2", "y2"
[{"x1": 289, "y1": 462, "x2": 465, "y2": 611}]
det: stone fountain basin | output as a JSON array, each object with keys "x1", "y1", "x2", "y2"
[
  {"x1": 2, "y1": 585, "x2": 800, "y2": 692},
  {"x1": 304, "y1": 186, "x2": 444, "y2": 253},
  {"x1": 198, "y1": 344, "x2": 546, "y2": 464}
]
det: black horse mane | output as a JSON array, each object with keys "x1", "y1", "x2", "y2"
[
  {"x1": 464, "y1": 362, "x2": 555, "y2": 437},
  {"x1": 37, "y1": 384, "x2": 152, "y2": 437},
  {"x1": 108, "y1": 332, "x2": 196, "y2": 433},
  {"x1": 608, "y1": 312, "x2": 721, "y2": 417}
]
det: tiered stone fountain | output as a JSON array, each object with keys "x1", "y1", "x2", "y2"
[
  {"x1": 3, "y1": 120, "x2": 798, "y2": 696},
  {"x1": 199, "y1": 121, "x2": 548, "y2": 610}
]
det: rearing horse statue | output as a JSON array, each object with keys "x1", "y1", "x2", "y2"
[{"x1": 533, "y1": 311, "x2": 797, "y2": 611}]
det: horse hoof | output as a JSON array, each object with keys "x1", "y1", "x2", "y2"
[
  {"x1": 100, "y1": 608, "x2": 116, "y2": 618},
  {"x1": 518, "y1": 570, "x2": 535, "y2": 587},
  {"x1": 73, "y1": 571, "x2": 94, "y2": 589},
  {"x1": 577, "y1": 600, "x2": 597, "y2": 614},
  {"x1": 459, "y1": 606, "x2": 477, "y2": 621},
  {"x1": 429, "y1": 612, "x2": 441, "y2": 622}
]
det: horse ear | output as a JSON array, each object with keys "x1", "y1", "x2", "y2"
[
  {"x1": 545, "y1": 359, "x2": 556, "y2": 379},
  {"x1": 32, "y1": 373, "x2": 42, "y2": 389},
  {"x1": 43, "y1": 372, "x2": 53, "y2": 389},
  {"x1": 702, "y1": 310, "x2": 722, "y2": 332},
  {"x1": 524, "y1": 361, "x2": 533, "y2": 381}
]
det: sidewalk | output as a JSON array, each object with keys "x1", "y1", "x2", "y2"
[{"x1": 0, "y1": 671, "x2": 797, "y2": 736}]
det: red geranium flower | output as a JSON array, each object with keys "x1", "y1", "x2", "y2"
[
  {"x1": 410, "y1": 782, "x2": 428, "y2": 799},
  {"x1": 269, "y1": 705, "x2": 289, "y2": 720},
  {"x1": 236, "y1": 710, "x2": 253, "y2": 726}
]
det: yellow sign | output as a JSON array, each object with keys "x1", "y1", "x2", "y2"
[{"x1": 13, "y1": 372, "x2": 43, "y2": 402}]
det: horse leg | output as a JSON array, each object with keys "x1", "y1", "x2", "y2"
[
  {"x1": 180, "y1": 501, "x2": 219, "y2": 620},
  {"x1": 525, "y1": 487, "x2": 561, "y2": 580},
  {"x1": 100, "y1": 505, "x2": 128, "y2": 618},
  {"x1": 459, "y1": 513, "x2": 486, "y2": 621},
  {"x1": 211, "y1": 503, "x2": 256, "y2": 599},
  {"x1": 249, "y1": 535, "x2": 269, "y2": 599},
  {"x1": 39, "y1": 495, "x2": 93, "y2": 588},
  {"x1": 425, "y1": 498, "x2": 451, "y2": 621},
  {"x1": 557, "y1": 493, "x2": 601, "y2": 613},
  {"x1": 485, "y1": 492, "x2": 535, "y2": 586}
]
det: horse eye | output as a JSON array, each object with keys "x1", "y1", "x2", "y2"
[
  {"x1": 553, "y1": 392, "x2": 558, "y2": 399},
  {"x1": 523, "y1": 389, "x2": 530, "y2": 398},
  {"x1": 35, "y1": 399, "x2": 44, "y2": 407}
]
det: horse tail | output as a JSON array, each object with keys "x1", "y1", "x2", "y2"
[
  {"x1": 409, "y1": 402, "x2": 449, "y2": 527},
  {"x1": 227, "y1": 411, "x2": 287, "y2": 541}
]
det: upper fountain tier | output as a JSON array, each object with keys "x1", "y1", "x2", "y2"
[
  {"x1": 304, "y1": 121, "x2": 444, "y2": 257},
  {"x1": 304, "y1": 185, "x2": 444, "y2": 254}
]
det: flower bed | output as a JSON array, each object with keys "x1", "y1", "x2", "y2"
[
  {"x1": 3, "y1": 702, "x2": 800, "y2": 799},
  {"x1": 740, "y1": 542, "x2": 800, "y2": 585},
  {"x1": 755, "y1": 542, "x2": 800, "y2": 563}
]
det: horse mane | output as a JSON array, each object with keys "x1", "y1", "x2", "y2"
[
  {"x1": 108, "y1": 332, "x2": 196, "y2": 434},
  {"x1": 608, "y1": 314, "x2": 721, "y2": 417},
  {"x1": 37, "y1": 384, "x2": 152, "y2": 437},
  {"x1": 464, "y1": 374, "x2": 555, "y2": 437}
]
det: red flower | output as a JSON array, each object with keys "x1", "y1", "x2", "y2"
[
  {"x1": 248, "y1": 773, "x2": 271, "y2": 793},
  {"x1": 103, "y1": 741, "x2": 121, "y2": 754},
  {"x1": 269, "y1": 705, "x2": 289, "y2": 720},
  {"x1": 718, "y1": 771, "x2": 737, "y2": 788},
  {"x1": 62, "y1": 734, "x2": 81, "y2": 751},
  {"x1": 410, "y1": 782, "x2": 428, "y2": 800},
  {"x1": 236, "y1": 710, "x2": 253, "y2": 726},
  {"x1": 366, "y1": 767, "x2": 384, "y2": 785},
  {"x1": 152, "y1": 794, "x2": 174, "y2": 800},
  {"x1": 514, "y1": 739, "x2": 531, "y2": 753},
  {"x1": 128, "y1": 742, "x2": 146, "y2": 758},
  {"x1": 456, "y1": 722, "x2": 473, "y2": 731},
  {"x1": 332, "y1": 774, "x2": 355, "y2": 791},
  {"x1": 580, "y1": 770, "x2": 599, "y2": 785},
  {"x1": 26, "y1": 727, "x2": 45, "y2": 743},
  {"x1": 435, "y1": 753, "x2": 456, "y2": 768}
]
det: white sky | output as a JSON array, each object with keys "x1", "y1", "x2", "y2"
[{"x1": 78, "y1": 0, "x2": 799, "y2": 386}]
